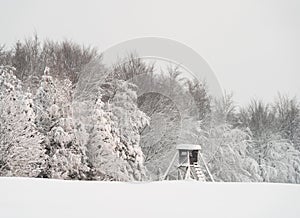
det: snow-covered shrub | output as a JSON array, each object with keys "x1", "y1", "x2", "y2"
[
  {"x1": 252, "y1": 136, "x2": 300, "y2": 183},
  {"x1": 203, "y1": 124, "x2": 261, "y2": 182},
  {"x1": 0, "y1": 66, "x2": 46, "y2": 177}
]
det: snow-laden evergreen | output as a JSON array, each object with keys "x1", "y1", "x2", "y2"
[
  {"x1": 0, "y1": 66, "x2": 46, "y2": 177},
  {"x1": 34, "y1": 71, "x2": 89, "y2": 179},
  {"x1": 74, "y1": 77, "x2": 150, "y2": 181},
  {"x1": 109, "y1": 81, "x2": 150, "y2": 180},
  {"x1": 85, "y1": 96, "x2": 129, "y2": 181}
]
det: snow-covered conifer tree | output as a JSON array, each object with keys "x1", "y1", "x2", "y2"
[
  {"x1": 85, "y1": 97, "x2": 130, "y2": 181},
  {"x1": 34, "y1": 68, "x2": 89, "y2": 179},
  {"x1": 109, "y1": 80, "x2": 150, "y2": 180},
  {"x1": 0, "y1": 66, "x2": 46, "y2": 177}
]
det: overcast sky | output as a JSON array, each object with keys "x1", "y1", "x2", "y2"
[{"x1": 1, "y1": 0, "x2": 299, "y2": 105}]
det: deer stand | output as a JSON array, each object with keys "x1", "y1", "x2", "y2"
[{"x1": 163, "y1": 144, "x2": 214, "y2": 182}]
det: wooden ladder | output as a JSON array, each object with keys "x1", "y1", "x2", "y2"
[{"x1": 192, "y1": 163, "x2": 206, "y2": 181}]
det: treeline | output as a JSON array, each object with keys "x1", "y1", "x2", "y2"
[
  {"x1": 0, "y1": 35, "x2": 97, "y2": 86},
  {"x1": 0, "y1": 36, "x2": 299, "y2": 183}
]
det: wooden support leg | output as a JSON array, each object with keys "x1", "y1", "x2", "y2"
[{"x1": 163, "y1": 152, "x2": 178, "y2": 180}]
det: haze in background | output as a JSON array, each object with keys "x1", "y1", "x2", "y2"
[{"x1": 1, "y1": 0, "x2": 299, "y2": 105}]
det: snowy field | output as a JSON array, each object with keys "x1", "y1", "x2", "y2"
[{"x1": 1, "y1": 178, "x2": 300, "y2": 218}]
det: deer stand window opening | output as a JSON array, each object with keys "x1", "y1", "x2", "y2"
[
  {"x1": 189, "y1": 150, "x2": 198, "y2": 165},
  {"x1": 178, "y1": 150, "x2": 198, "y2": 165}
]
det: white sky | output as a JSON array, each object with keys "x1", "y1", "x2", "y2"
[{"x1": 1, "y1": 0, "x2": 299, "y2": 105}]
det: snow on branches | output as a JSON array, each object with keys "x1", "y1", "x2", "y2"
[
  {"x1": 34, "y1": 69, "x2": 89, "y2": 179},
  {"x1": 0, "y1": 66, "x2": 46, "y2": 177}
]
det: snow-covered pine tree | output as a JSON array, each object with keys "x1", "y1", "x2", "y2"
[
  {"x1": 74, "y1": 60, "x2": 150, "y2": 181},
  {"x1": 73, "y1": 80, "x2": 149, "y2": 181},
  {"x1": 109, "y1": 80, "x2": 150, "y2": 180},
  {"x1": 34, "y1": 68, "x2": 89, "y2": 179},
  {"x1": 85, "y1": 96, "x2": 130, "y2": 181},
  {"x1": 0, "y1": 66, "x2": 46, "y2": 177}
]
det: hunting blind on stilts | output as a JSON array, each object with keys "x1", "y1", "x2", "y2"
[{"x1": 163, "y1": 144, "x2": 214, "y2": 182}]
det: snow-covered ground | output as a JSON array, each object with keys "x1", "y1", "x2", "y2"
[{"x1": 1, "y1": 177, "x2": 300, "y2": 218}]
